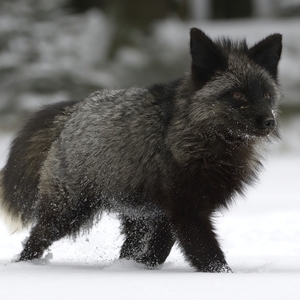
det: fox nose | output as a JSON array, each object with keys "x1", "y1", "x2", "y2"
[{"x1": 263, "y1": 118, "x2": 275, "y2": 129}]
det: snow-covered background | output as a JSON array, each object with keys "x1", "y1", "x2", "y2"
[
  {"x1": 1, "y1": 9, "x2": 300, "y2": 128},
  {"x1": 0, "y1": 1, "x2": 300, "y2": 298}
]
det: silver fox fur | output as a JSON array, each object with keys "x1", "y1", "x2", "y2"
[{"x1": 0, "y1": 28, "x2": 282, "y2": 272}]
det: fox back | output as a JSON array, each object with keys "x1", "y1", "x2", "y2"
[{"x1": 0, "y1": 28, "x2": 282, "y2": 272}]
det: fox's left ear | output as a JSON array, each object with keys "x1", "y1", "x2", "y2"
[{"x1": 248, "y1": 33, "x2": 282, "y2": 80}]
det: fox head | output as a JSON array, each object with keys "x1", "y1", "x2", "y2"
[{"x1": 187, "y1": 28, "x2": 282, "y2": 140}]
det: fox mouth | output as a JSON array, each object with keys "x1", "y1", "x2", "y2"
[
  {"x1": 226, "y1": 116, "x2": 277, "y2": 139},
  {"x1": 248, "y1": 121, "x2": 278, "y2": 138},
  {"x1": 221, "y1": 125, "x2": 277, "y2": 143}
]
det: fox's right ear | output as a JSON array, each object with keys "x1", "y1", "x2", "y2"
[
  {"x1": 248, "y1": 33, "x2": 282, "y2": 80},
  {"x1": 190, "y1": 28, "x2": 227, "y2": 90}
]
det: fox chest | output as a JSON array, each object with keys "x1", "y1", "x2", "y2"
[{"x1": 171, "y1": 152, "x2": 256, "y2": 212}]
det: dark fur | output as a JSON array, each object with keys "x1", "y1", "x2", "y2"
[{"x1": 0, "y1": 28, "x2": 282, "y2": 272}]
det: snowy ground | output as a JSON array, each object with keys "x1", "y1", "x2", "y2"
[{"x1": 0, "y1": 131, "x2": 299, "y2": 299}]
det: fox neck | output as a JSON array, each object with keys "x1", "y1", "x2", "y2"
[{"x1": 167, "y1": 128, "x2": 257, "y2": 166}]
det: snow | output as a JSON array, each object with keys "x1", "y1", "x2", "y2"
[{"x1": 0, "y1": 131, "x2": 299, "y2": 299}]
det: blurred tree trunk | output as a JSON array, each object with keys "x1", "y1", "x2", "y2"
[
  {"x1": 106, "y1": 0, "x2": 188, "y2": 30},
  {"x1": 67, "y1": 0, "x2": 106, "y2": 12},
  {"x1": 68, "y1": 0, "x2": 188, "y2": 25},
  {"x1": 211, "y1": 0, "x2": 253, "y2": 19},
  {"x1": 105, "y1": 0, "x2": 188, "y2": 57},
  {"x1": 67, "y1": 0, "x2": 188, "y2": 57}
]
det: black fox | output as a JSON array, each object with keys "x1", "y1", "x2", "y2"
[{"x1": 0, "y1": 28, "x2": 282, "y2": 272}]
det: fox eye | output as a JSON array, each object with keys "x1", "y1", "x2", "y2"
[
  {"x1": 232, "y1": 92, "x2": 245, "y2": 100},
  {"x1": 264, "y1": 93, "x2": 271, "y2": 99}
]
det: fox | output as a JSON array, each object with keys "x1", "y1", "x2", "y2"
[{"x1": 0, "y1": 28, "x2": 282, "y2": 272}]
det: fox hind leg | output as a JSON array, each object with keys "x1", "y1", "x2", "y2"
[
  {"x1": 120, "y1": 216, "x2": 175, "y2": 268},
  {"x1": 17, "y1": 192, "x2": 101, "y2": 262},
  {"x1": 18, "y1": 219, "x2": 65, "y2": 261}
]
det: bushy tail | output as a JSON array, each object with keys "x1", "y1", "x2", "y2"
[
  {"x1": 0, "y1": 170, "x2": 23, "y2": 233},
  {"x1": 0, "y1": 100, "x2": 79, "y2": 234}
]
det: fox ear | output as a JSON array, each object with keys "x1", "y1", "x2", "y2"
[
  {"x1": 248, "y1": 34, "x2": 282, "y2": 80},
  {"x1": 190, "y1": 28, "x2": 227, "y2": 90}
]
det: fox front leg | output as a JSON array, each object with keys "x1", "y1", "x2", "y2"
[{"x1": 171, "y1": 213, "x2": 232, "y2": 273}]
